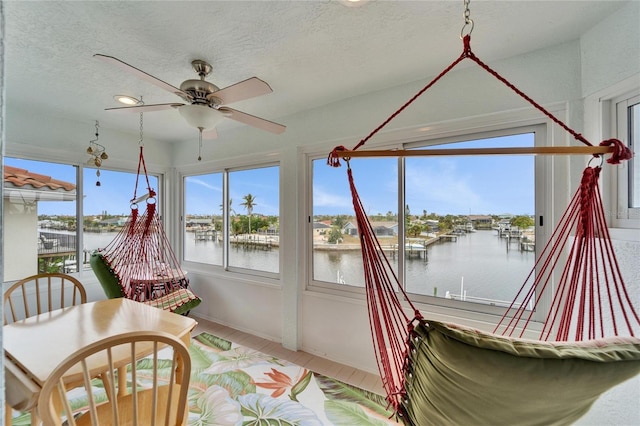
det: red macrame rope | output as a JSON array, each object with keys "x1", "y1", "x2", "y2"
[
  {"x1": 495, "y1": 166, "x2": 640, "y2": 340},
  {"x1": 459, "y1": 36, "x2": 592, "y2": 147},
  {"x1": 328, "y1": 36, "x2": 634, "y2": 168},
  {"x1": 347, "y1": 164, "x2": 423, "y2": 412},
  {"x1": 99, "y1": 147, "x2": 199, "y2": 312},
  {"x1": 132, "y1": 146, "x2": 155, "y2": 202}
]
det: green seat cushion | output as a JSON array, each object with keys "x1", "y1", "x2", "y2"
[
  {"x1": 90, "y1": 251, "x2": 126, "y2": 299},
  {"x1": 401, "y1": 320, "x2": 640, "y2": 426}
]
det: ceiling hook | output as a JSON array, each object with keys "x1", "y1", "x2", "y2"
[{"x1": 460, "y1": 0, "x2": 474, "y2": 38}]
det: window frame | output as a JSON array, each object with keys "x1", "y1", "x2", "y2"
[
  {"x1": 179, "y1": 159, "x2": 282, "y2": 281},
  {"x1": 303, "y1": 109, "x2": 564, "y2": 324},
  {"x1": 612, "y1": 91, "x2": 640, "y2": 228},
  {"x1": 585, "y1": 73, "x2": 640, "y2": 233}
]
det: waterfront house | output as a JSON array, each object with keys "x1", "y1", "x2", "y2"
[
  {"x1": 2, "y1": 2, "x2": 639, "y2": 423},
  {"x1": 343, "y1": 221, "x2": 397, "y2": 237},
  {"x1": 468, "y1": 215, "x2": 493, "y2": 230}
]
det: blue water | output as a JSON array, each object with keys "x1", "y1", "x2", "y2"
[
  {"x1": 314, "y1": 230, "x2": 534, "y2": 306},
  {"x1": 90, "y1": 230, "x2": 534, "y2": 305}
]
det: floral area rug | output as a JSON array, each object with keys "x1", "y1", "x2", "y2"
[
  {"x1": 186, "y1": 332, "x2": 400, "y2": 425},
  {"x1": 11, "y1": 332, "x2": 401, "y2": 425}
]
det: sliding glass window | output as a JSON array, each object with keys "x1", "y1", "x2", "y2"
[
  {"x1": 309, "y1": 127, "x2": 540, "y2": 315},
  {"x1": 182, "y1": 164, "x2": 280, "y2": 276}
]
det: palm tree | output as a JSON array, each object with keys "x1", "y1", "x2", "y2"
[
  {"x1": 240, "y1": 194, "x2": 257, "y2": 235},
  {"x1": 220, "y1": 198, "x2": 237, "y2": 216}
]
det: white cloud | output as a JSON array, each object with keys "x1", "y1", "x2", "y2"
[
  {"x1": 313, "y1": 185, "x2": 352, "y2": 209},
  {"x1": 189, "y1": 177, "x2": 221, "y2": 192}
]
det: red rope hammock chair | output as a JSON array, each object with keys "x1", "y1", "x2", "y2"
[
  {"x1": 94, "y1": 147, "x2": 201, "y2": 315},
  {"x1": 327, "y1": 35, "x2": 640, "y2": 426}
]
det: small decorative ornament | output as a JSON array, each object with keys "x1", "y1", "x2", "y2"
[{"x1": 87, "y1": 120, "x2": 108, "y2": 186}]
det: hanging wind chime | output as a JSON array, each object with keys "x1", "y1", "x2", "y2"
[{"x1": 86, "y1": 120, "x2": 108, "y2": 186}]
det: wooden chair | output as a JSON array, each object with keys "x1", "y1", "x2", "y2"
[
  {"x1": 37, "y1": 330, "x2": 191, "y2": 426},
  {"x1": 3, "y1": 272, "x2": 87, "y2": 325},
  {"x1": 4, "y1": 273, "x2": 88, "y2": 424}
]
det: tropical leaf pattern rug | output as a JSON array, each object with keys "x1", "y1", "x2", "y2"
[
  {"x1": 10, "y1": 332, "x2": 401, "y2": 425},
  {"x1": 187, "y1": 332, "x2": 400, "y2": 425}
]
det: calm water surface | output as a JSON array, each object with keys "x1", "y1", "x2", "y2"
[{"x1": 86, "y1": 230, "x2": 534, "y2": 304}]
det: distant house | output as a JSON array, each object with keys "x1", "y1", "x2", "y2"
[
  {"x1": 313, "y1": 221, "x2": 332, "y2": 237},
  {"x1": 186, "y1": 218, "x2": 213, "y2": 228},
  {"x1": 468, "y1": 215, "x2": 493, "y2": 230},
  {"x1": 3, "y1": 165, "x2": 76, "y2": 280},
  {"x1": 98, "y1": 217, "x2": 128, "y2": 227},
  {"x1": 343, "y1": 221, "x2": 397, "y2": 237},
  {"x1": 424, "y1": 219, "x2": 440, "y2": 233}
]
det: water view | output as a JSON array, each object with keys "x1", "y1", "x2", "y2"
[
  {"x1": 313, "y1": 230, "x2": 535, "y2": 306},
  {"x1": 50, "y1": 228, "x2": 534, "y2": 308}
]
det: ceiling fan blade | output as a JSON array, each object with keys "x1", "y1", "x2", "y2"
[
  {"x1": 219, "y1": 107, "x2": 286, "y2": 134},
  {"x1": 105, "y1": 103, "x2": 184, "y2": 113},
  {"x1": 94, "y1": 54, "x2": 192, "y2": 100},
  {"x1": 209, "y1": 77, "x2": 273, "y2": 105},
  {"x1": 202, "y1": 128, "x2": 218, "y2": 140}
]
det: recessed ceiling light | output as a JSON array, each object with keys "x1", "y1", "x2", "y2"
[
  {"x1": 113, "y1": 95, "x2": 143, "y2": 106},
  {"x1": 338, "y1": 0, "x2": 370, "y2": 8}
]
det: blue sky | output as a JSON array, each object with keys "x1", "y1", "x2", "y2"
[
  {"x1": 5, "y1": 132, "x2": 533, "y2": 217},
  {"x1": 184, "y1": 166, "x2": 280, "y2": 216},
  {"x1": 315, "y1": 133, "x2": 535, "y2": 216}
]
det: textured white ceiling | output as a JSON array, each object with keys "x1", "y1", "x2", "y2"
[{"x1": 3, "y1": 0, "x2": 628, "y2": 143}]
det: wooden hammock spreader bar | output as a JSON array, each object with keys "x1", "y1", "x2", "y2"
[{"x1": 336, "y1": 145, "x2": 615, "y2": 158}]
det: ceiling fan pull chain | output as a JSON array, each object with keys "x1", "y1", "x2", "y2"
[{"x1": 198, "y1": 128, "x2": 203, "y2": 161}]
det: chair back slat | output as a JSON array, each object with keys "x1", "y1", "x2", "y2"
[
  {"x1": 38, "y1": 331, "x2": 191, "y2": 426},
  {"x1": 3, "y1": 273, "x2": 87, "y2": 325}
]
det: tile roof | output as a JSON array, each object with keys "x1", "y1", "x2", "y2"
[{"x1": 4, "y1": 165, "x2": 76, "y2": 192}]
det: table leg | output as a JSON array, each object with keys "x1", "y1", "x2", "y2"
[
  {"x1": 117, "y1": 366, "x2": 128, "y2": 397},
  {"x1": 5, "y1": 403, "x2": 12, "y2": 425}
]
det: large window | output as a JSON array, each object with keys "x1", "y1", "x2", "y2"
[
  {"x1": 310, "y1": 127, "x2": 540, "y2": 314},
  {"x1": 183, "y1": 164, "x2": 280, "y2": 276},
  {"x1": 3, "y1": 157, "x2": 159, "y2": 281}
]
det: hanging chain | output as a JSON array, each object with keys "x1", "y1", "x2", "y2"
[
  {"x1": 460, "y1": 0, "x2": 474, "y2": 38},
  {"x1": 198, "y1": 129, "x2": 203, "y2": 161},
  {"x1": 138, "y1": 95, "x2": 144, "y2": 146},
  {"x1": 138, "y1": 111, "x2": 144, "y2": 146}
]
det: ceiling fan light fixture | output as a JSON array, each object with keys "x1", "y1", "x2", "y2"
[
  {"x1": 114, "y1": 95, "x2": 143, "y2": 106},
  {"x1": 178, "y1": 104, "x2": 224, "y2": 130}
]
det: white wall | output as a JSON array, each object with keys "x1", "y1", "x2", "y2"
[{"x1": 2, "y1": 202, "x2": 37, "y2": 281}]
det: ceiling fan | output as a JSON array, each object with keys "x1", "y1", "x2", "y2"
[{"x1": 94, "y1": 54, "x2": 286, "y2": 139}]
